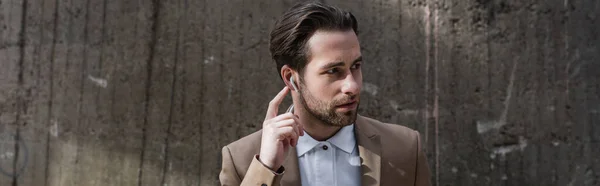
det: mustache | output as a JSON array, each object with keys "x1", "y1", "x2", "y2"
[{"x1": 332, "y1": 95, "x2": 358, "y2": 105}]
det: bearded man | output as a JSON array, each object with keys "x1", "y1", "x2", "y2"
[{"x1": 219, "y1": 1, "x2": 431, "y2": 186}]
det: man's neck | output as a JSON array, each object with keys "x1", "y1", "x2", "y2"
[{"x1": 294, "y1": 106, "x2": 342, "y2": 141}]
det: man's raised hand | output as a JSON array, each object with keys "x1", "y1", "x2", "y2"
[{"x1": 258, "y1": 86, "x2": 304, "y2": 171}]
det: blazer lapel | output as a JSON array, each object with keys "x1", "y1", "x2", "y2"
[
  {"x1": 355, "y1": 115, "x2": 382, "y2": 186},
  {"x1": 281, "y1": 147, "x2": 301, "y2": 186}
]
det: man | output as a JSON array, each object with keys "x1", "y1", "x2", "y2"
[{"x1": 220, "y1": 1, "x2": 431, "y2": 186}]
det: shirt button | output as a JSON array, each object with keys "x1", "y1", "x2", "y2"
[{"x1": 322, "y1": 145, "x2": 328, "y2": 150}]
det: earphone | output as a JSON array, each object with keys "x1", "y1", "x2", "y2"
[
  {"x1": 290, "y1": 76, "x2": 299, "y2": 92},
  {"x1": 287, "y1": 76, "x2": 298, "y2": 113}
]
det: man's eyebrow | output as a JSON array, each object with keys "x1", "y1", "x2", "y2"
[
  {"x1": 353, "y1": 56, "x2": 362, "y2": 63},
  {"x1": 320, "y1": 56, "x2": 363, "y2": 70}
]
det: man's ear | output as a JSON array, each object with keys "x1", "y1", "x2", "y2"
[{"x1": 281, "y1": 65, "x2": 298, "y2": 92}]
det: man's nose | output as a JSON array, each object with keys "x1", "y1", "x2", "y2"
[{"x1": 341, "y1": 73, "x2": 360, "y2": 96}]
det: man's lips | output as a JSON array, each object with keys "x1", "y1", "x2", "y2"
[{"x1": 336, "y1": 100, "x2": 357, "y2": 108}]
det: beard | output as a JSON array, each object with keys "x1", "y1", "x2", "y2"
[{"x1": 298, "y1": 82, "x2": 359, "y2": 127}]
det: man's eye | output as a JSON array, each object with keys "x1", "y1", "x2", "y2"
[
  {"x1": 326, "y1": 68, "x2": 339, "y2": 74},
  {"x1": 351, "y1": 63, "x2": 361, "y2": 69}
]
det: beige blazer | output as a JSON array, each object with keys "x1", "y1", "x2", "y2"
[{"x1": 220, "y1": 115, "x2": 431, "y2": 186}]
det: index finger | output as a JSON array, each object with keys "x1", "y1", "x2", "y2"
[{"x1": 265, "y1": 86, "x2": 290, "y2": 120}]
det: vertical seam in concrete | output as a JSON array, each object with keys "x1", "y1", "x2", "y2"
[
  {"x1": 17, "y1": 0, "x2": 27, "y2": 87},
  {"x1": 433, "y1": 4, "x2": 440, "y2": 186},
  {"x1": 43, "y1": 0, "x2": 60, "y2": 185},
  {"x1": 176, "y1": 4, "x2": 188, "y2": 164},
  {"x1": 98, "y1": 0, "x2": 108, "y2": 74},
  {"x1": 423, "y1": 0, "x2": 431, "y2": 148},
  {"x1": 64, "y1": 0, "x2": 79, "y2": 179},
  {"x1": 73, "y1": 0, "x2": 91, "y2": 181},
  {"x1": 64, "y1": 0, "x2": 74, "y2": 71},
  {"x1": 160, "y1": 2, "x2": 181, "y2": 184},
  {"x1": 179, "y1": 0, "x2": 189, "y2": 125},
  {"x1": 93, "y1": 0, "x2": 107, "y2": 109},
  {"x1": 137, "y1": 0, "x2": 160, "y2": 185},
  {"x1": 563, "y1": 0, "x2": 570, "y2": 97},
  {"x1": 197, "y1": 0, "x2": 206, "y2": 181},
  {"x1": 217, "y1": 0, "x2": 225, "y2": 167},
  {"x1": 34, "y1": 0, "x2": 46, "y2": 95},
  {"x1": 11, "y1": 132, "x2": 20, "y2": 186},
  {"x1": 236, "y1": 0, "x2": 245, "y2": 141},
  {"x1": 485, "y1": 0, "x2": 493, "y2": 137},
  {"x1": 13, "y1": 0, "x2": 28, "y2": 184}
]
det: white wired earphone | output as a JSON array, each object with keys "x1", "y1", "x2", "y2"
[
  {"x1": 290, "y1": 76, "x2": 299, "y2": 92},
  {"x1": 287, "y1": 76, "x2": 299, "y2": 113}
]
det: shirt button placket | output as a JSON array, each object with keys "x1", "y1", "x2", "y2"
[
  {"x1": 315, "y1": 142, "x2": 324, "y2": 186},
  {"x1": 324, "y1": 142, "x2": 335, "y2": 186}
]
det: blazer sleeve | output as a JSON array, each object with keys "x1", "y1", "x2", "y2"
[
  {"x1": 414, "y1": 131, "x2": 432, "y2": 186},
  {"x1": 220, "y1": 146, "x2": 285, "y2": 186},
  {"x1": 220, "y1": 146, "x2": 242, "y2": 186}
]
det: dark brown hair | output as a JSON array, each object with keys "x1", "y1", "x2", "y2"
[{"x1": 269, "y1": 1, "x2": 358, "y2": 79}]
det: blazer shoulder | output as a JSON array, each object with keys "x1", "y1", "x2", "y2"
[
  {"x1": 381, "y1": 122, "x2": 420, "y2": 141},
  {"x1": 358, "y1": 116, "x2": 430, "y2": 184},
  {"x1": 360, "y1": 115, "x2": 420, "y2": 141},
  {"x1": 224, "y1": 130, "x2": 263, "y2": 156},
  {"x1": 221, "y1": 130, "x2": 264, "y2": 180},
  {"x1": 358, "y1": 115, "x2": 422, "y2": 158}
]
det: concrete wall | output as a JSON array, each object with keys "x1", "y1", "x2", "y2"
[{"x1": 0, "y1": 0, "x2": 598, "y2": 185}]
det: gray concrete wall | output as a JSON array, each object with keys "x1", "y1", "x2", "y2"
[{"x1": 0, "y1": 0, "x2": 598, "y2": 185}]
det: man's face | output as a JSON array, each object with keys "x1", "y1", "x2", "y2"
[{"x1": 297, "y1": 30, "x2": 362, "y2": 127}]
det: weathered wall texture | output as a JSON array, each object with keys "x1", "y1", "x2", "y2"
[{"x1": 0, "y1": 0, "x2": 598, "y2": 185}]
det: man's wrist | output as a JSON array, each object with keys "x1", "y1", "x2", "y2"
[{"x1": 256, "y1": 155, "x2": 284, "y2": 174}]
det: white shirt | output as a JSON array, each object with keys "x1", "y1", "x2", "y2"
[{"x1": 296, "y1": 124, "x2": 361, "y2": 186}]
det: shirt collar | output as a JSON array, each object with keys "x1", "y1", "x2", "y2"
[{"x1": 296, "y1": 124, "x2": 356, "y2": 157}]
